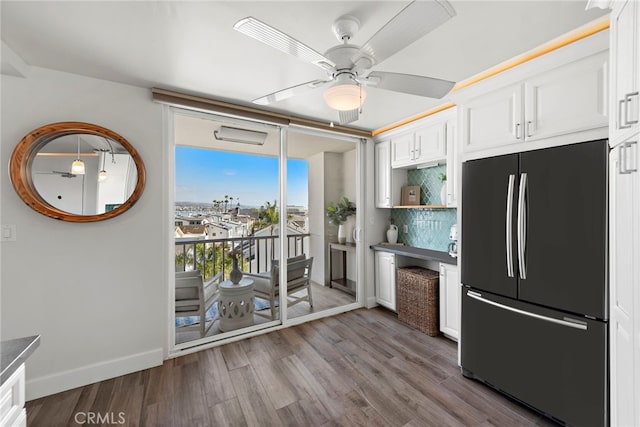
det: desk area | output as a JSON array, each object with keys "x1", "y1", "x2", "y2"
[{"x1": 329, "y1": 242, "x2": 356, "y2": 296}]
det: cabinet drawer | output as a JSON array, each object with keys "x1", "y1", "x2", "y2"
[{"x1": 0, "y1": 364, "x2": 25, "y2": 427}]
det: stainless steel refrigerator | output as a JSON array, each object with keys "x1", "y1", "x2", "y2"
[{"x1": 461, "y1": 139, "x2": 608, "y2": 426}]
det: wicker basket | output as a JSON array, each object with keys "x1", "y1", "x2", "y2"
[{"x1": 396, "y1": 267, "x2": 439, "y2": 336}]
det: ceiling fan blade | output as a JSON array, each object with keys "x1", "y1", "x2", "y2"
[
  {"x1": 252, "y1": 79, "x2": 330, "y2": 105},
  {"x1": 365, "y1": 71, "x2": 455, "y2": 99},
  {"x1": 338, "y1": 108, "x2": 359, "y2": 125},
  {"x1": 234, "y1": 17, "x2": 336, "y2": 71},
  {"x1": 357, "y1": 1, "x2": 455, "y2": 66}
]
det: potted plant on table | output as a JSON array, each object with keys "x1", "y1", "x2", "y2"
[{"x1": 326, "y1": 196, "x2": 356, "y2": 244}]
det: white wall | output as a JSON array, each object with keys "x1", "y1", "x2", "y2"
[{"x1": 1, "y1": 67, "x2": 165, "y2": 399}]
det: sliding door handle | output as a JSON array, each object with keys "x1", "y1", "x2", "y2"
[
  {"x1": 466, "y1": 290, "x2": 588, "y2": 330},
  {"x1": 506, "y1": 174, "x2": 516, "y2": 277},
  {"x1": 517, "y1": 173, "x2": 527, "y2": 280}
]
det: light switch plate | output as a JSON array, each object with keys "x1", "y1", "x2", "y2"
[{"x1": 1, "y1": 225, "x2": 16, "y2": 241}]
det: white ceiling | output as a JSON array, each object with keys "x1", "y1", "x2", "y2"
[{"x1": 0, "y1": 1, "x2": 607, "y2": 131}]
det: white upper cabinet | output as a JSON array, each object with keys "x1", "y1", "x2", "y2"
[
  {"x1": 524, "y1": 51, "x2": 608, "y2": 143},
  {"x1": 611, "y1": 0, "x2": 640, "y2": 145},
  {"x1": 391, "y1": 133, "x2": 415, "y2": 167},
  {"x1": 455, "y1": 30, "x2": 609, "y2": 157},
  {"x1": 414, "y1": 124, "x2": 446, "y2": 164},
  {"x1": 391, "y1": 122, "x2": 446, "y2": 168},
  {"x1": 445, "y1": 119, "x2": 458, "y2": 207},
  {"x1": 461, "y1": 83, "x2": 523, "y2": 152},
  {"x1": 375, "y1": 140, "x2": 392, "y2": 208}
]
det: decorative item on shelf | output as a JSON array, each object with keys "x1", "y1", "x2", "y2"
[
  {"x1": 439, "y1": 173, "x2": 447, "y2": 205},
  {"x1": 387, "y1": 220, "x2": 398, "y2": 244},
  {"x1": 401, "y1": 186, "x2": 421, "y2": 206},
  {"x1": 326, "y1": 196, "x2": 356, "y2": 244},
  {"x1": 227, "y1": 247, "x2": 244, "y2": 284}
]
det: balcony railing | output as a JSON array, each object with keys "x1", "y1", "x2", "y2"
[{"x1": 175, "y1": 234, "x2": 310, "y2": 282}]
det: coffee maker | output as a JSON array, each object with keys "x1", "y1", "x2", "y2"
[{"x1": 448, "y1": 223, "x2": 458, "y2": 258}]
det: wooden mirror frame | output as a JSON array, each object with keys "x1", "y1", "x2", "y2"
[{"x1": 10, "y1": 122, "x2": 146, "y2": 222}]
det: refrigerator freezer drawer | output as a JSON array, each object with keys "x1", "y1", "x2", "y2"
[{"x1": 461, "y1": 289, "x2": 608, "y2": 427}]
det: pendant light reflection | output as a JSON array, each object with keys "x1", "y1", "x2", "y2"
[
  {"x1": 98, "y1": 151, "x2": 107, "y2": 182},
  {"x1": 70, "y1": 135, "x2": 85, "y2": 175}
]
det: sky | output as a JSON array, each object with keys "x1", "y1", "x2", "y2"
[{"x1": 175, "y1": 146, "x2": 309, "y2": 208}]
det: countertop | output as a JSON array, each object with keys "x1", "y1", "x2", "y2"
[
  {"x1": 370, "y1": 244, "x2": 457, "y2": 265},
  {"x1": 1, "y1": 335, "x2": 40, "y2": 385}
]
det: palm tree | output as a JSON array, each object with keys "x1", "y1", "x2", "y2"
[{"x1": 253, "y1": 200, "x2": 280, "y2": 257}]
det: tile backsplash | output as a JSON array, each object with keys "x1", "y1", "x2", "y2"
[{"x1": 389, "y1": 165, "x2": 457, "y2": 252}]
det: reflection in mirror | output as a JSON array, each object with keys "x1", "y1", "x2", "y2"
[
  {"x1": 10, "y1": 122, "x2": 145, "y2": 222},
  {"x1": 31, "y1": 135, "x2": 137, "y2": 215}
]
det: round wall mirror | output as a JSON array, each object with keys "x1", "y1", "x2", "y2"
[{"x1": 10, "y1": 122, "x2": 146, "y2": 222}]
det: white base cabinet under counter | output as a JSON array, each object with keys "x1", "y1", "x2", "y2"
[
  {"x1": 0, "y1": 365, "x2": 25, "y2": 427},
  {"x1": 375, "y1": 251, "x2": 396, "y2": 311},
  {"x1": 439, "y1": 263, "x2": 460, "y2": 341}
]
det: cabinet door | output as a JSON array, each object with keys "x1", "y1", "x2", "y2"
[
  {"x1": 375, "y1": 251, "x2": 396, "y2": 310},
  {"x1": 445, "y1": 119, "x2": 457, "y2": 207},
  {"x1": 610, "y1": 135, "x2": 640, "y2": 427},
  {"x1": 439, "y1": 263, "x2": 460, "y2": 340},
  {"x1": 414, "y1": 123, "x2": 446, "y2": 164},
  {"x1": 375, "y1": 141, "x2": 392, "y2": 208},
  {"x1": 462, "y1": 84, "x2": 523, "y2": 152},
  {"x1": 391, "y1": 133, "x2": 415, "y2": 168},
  {"x1": 611, "y1": 0, "x2": 639, "y2": 144},
  {"x1": 524, "y1": 51, "x2": 608, "y2": 143}
]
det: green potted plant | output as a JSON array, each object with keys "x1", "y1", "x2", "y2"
[{"x1": 326, "y1": 196, "x2": 356, "y2": 243}]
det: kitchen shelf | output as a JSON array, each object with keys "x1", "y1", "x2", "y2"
[{"x1": 392, "y1": 205, "x2": 453, "y2": 209}]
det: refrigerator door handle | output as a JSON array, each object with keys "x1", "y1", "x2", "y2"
[
  {"x1": 466, "y1": 290, "x2": 588, "y2": 330},
  {"x1": 506, "y1": 174, "x2": 516, "y2": 277},
  {"x1": 517, "y1": 173, "x2": 527, "y2": 279}
]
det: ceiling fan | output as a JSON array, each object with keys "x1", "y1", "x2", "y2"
[
  {"x1": 234, "y1": 0, "x2": 456, "y2": 124},
  {"x1": 35, "y1": 171, "x2": 78, "y2": 178}
]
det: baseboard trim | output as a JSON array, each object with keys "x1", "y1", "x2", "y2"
[{"x1": 25, "y1": 348, "x2": 163, "y2": 400}]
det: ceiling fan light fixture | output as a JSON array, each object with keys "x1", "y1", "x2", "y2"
[
  {"x1": 70, "y1": 135, "x2": 85, "y2": 175},
  {"x1": 323, "y1": 75, "x2": 366, "y2": 111},
  {"x1": 71, "y1": 159, "x2": 85, "y2": 175}
]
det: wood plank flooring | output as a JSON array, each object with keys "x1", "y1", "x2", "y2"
[{"x1": 27, "y1": 308, "x2": 559, "y2": 427}]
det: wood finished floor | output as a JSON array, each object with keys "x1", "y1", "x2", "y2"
[{"x1": 27, "y1": 308, "x2": 559, "y2": 427}]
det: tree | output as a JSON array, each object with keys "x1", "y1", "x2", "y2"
[{"x1": 253, "y1": 200, "x2": 279, "y2": 235}]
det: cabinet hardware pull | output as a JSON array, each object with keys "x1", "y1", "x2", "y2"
[
  {"x1": 506, "y1": 174, "x2": 516, "y2": 278},
  {"x1": 526, "y1": 121, "x2": 533, "y2": 138},
  {"x1": 515, "y1": 123, "x2": 522, "y2": 139},
  {"x1": 625, "y1": 92, "x2": 639, "y2": 125},
  {"x1": 619, "y1": 143, "x2": 628, "y2": 174},
  {"x1": 466, "y1": 291, "x2": 588, "y2": 330},
  {"x1": 517, "y1": 173, "x2": 527, "y2": 280},
  {"x1": 624, "y1": 141, "x2": 638, "y2": 173},
  {"x1": 619, "y1": 99, "x2": 632, "y2": 129}
]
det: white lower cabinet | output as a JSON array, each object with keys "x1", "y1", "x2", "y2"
[
  {"x1": 609, "y1": 133, "x2": 640, "y2": 427},
  {"x1": 375, "y1": 251, "x2": 396, "y2": 311},
  {"x1": 0, "y1": 365, "x2": 26, "y2": 427},
  {"x1": 439, "y1": 263, "x2": 460, "y2": 341}
]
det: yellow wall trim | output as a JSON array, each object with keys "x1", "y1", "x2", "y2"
[
  {"x1": 372, "y1": 16, "x2": 610, "y2": 137},
  {"x1": 372, "y1": 103, "x2": 456, "y2": 136}
]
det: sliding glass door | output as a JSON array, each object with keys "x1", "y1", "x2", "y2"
[{"x1": 171, "y1": 109, "x2": 361, "y2": 348}]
